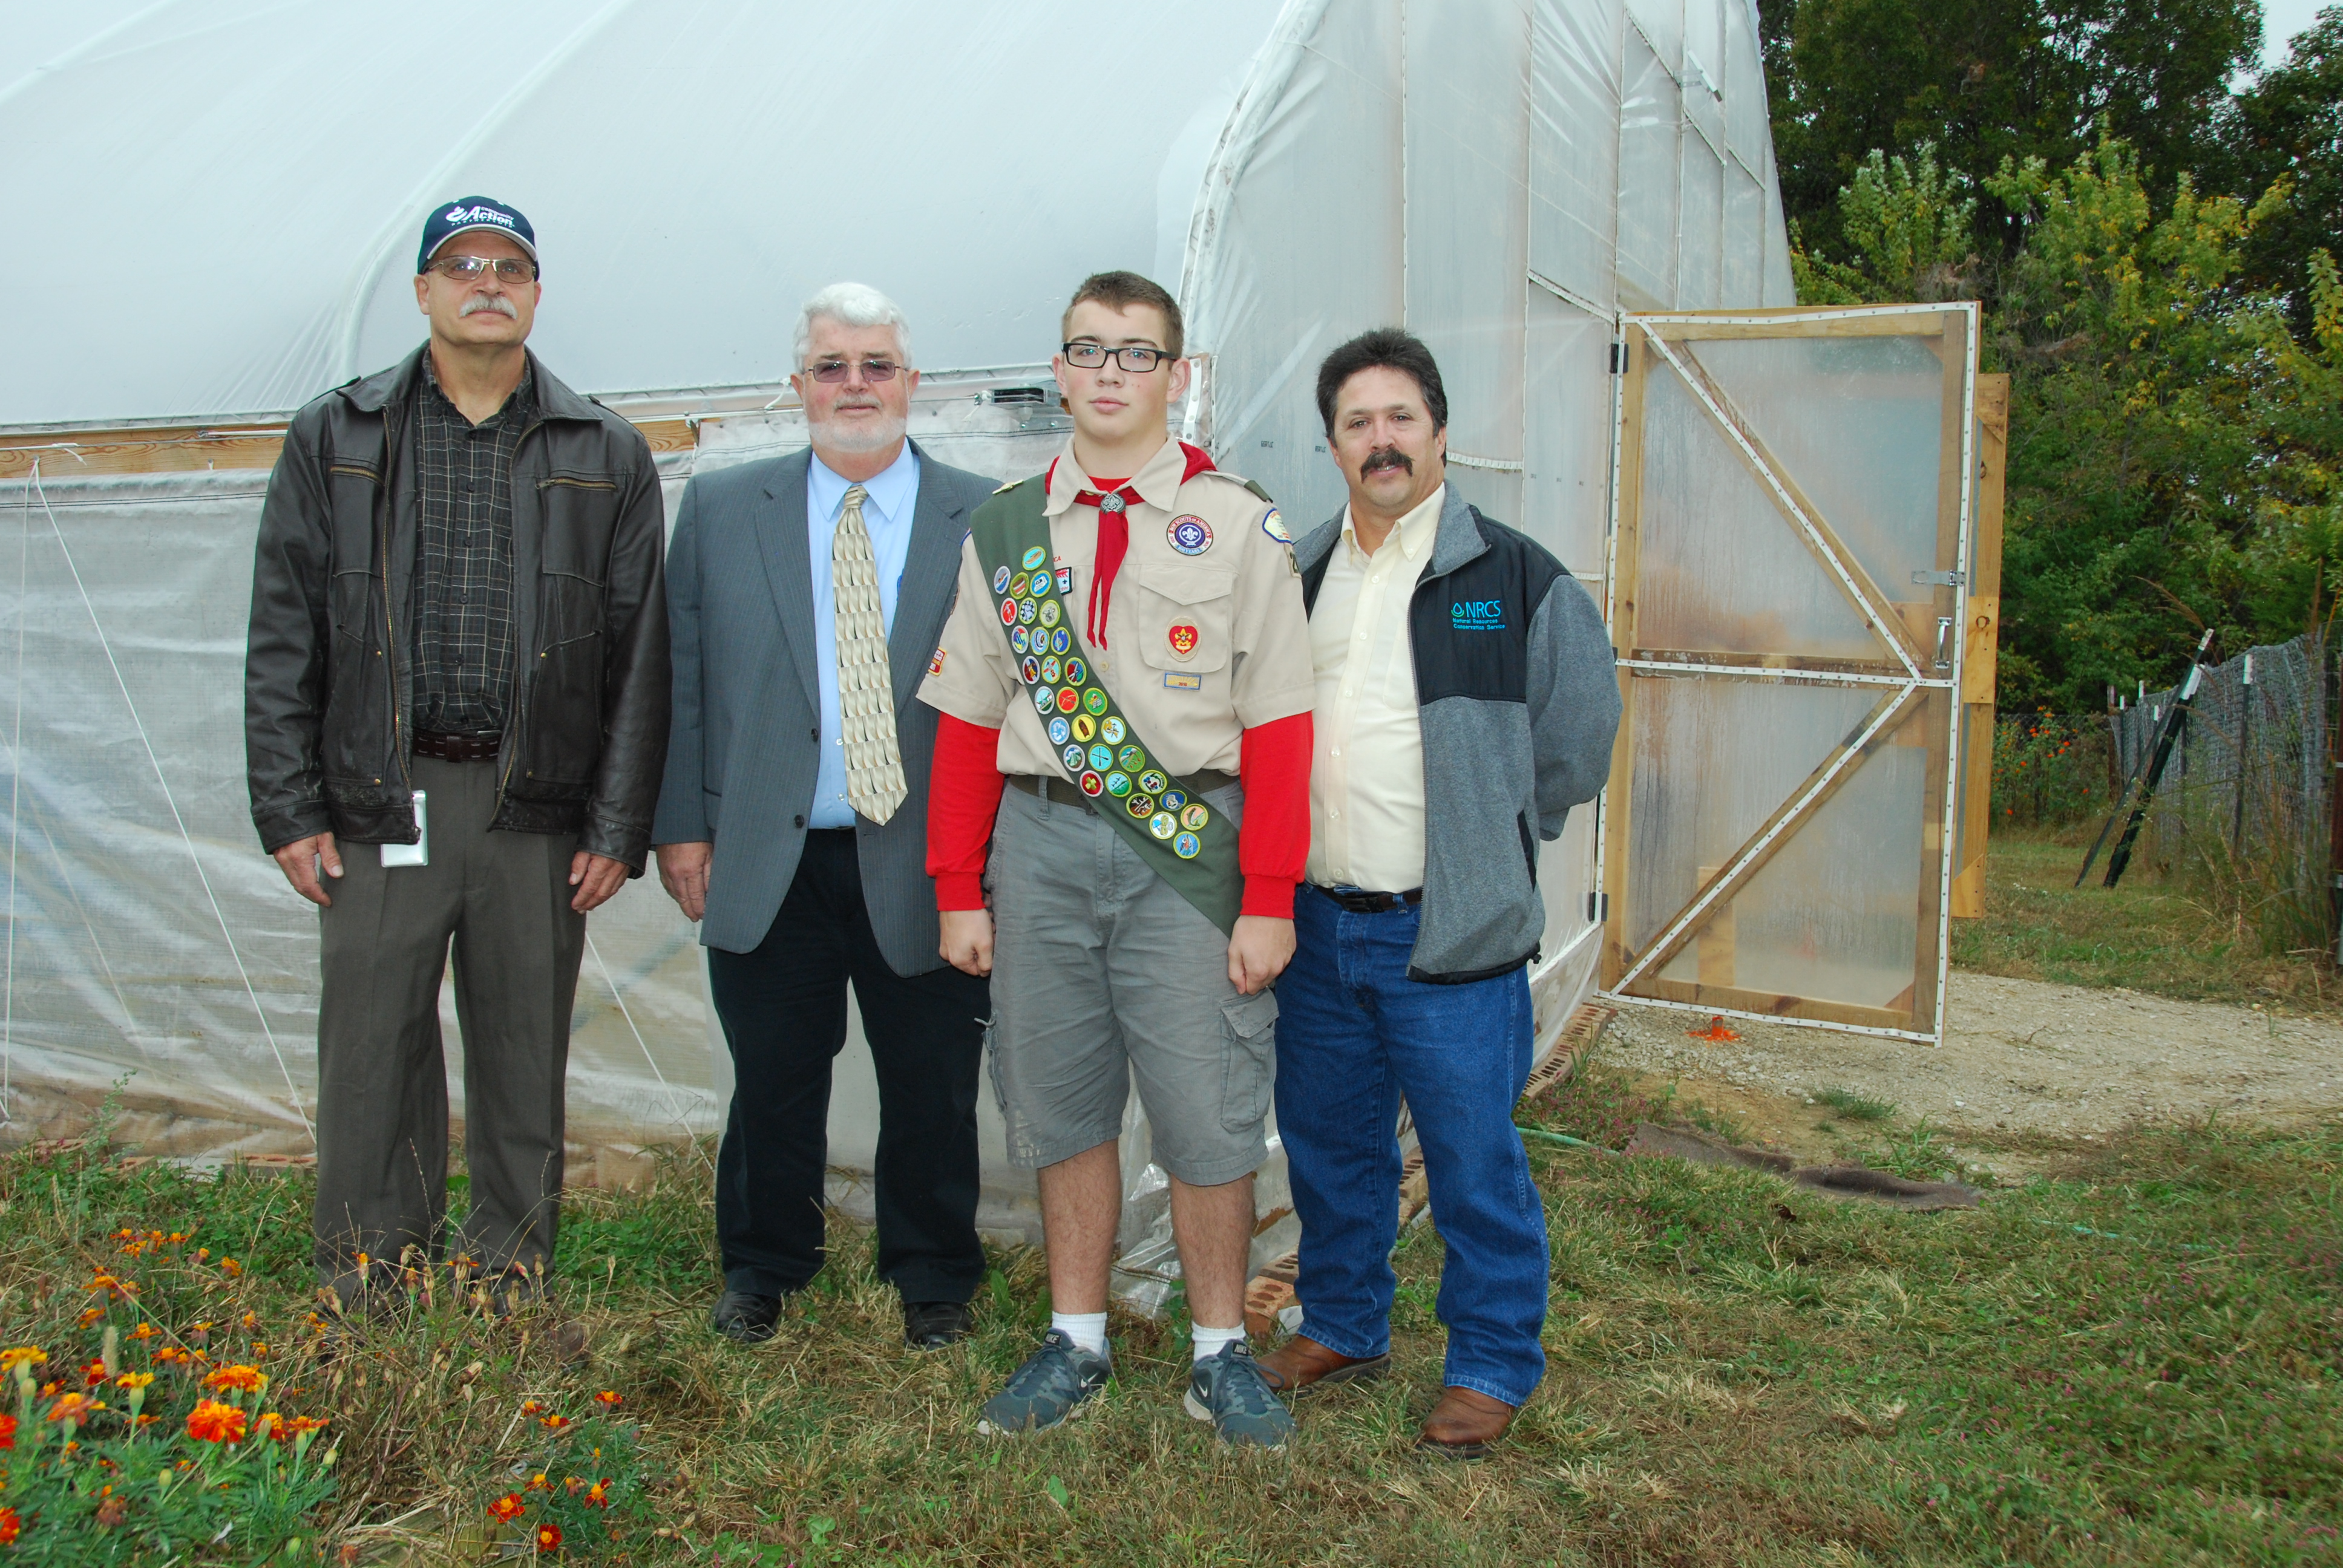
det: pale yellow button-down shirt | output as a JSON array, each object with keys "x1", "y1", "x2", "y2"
[{"x1": 1306, "y1": 485, "x2": 1443, "y2": 893}]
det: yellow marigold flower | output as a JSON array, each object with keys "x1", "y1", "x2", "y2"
[
  {"x1": 45, "y1": 1393, "x2": 102, "y2": 1423},
  {"x1": 76, "y1": 1308, "x2": 103, "y2": 1328},
  {"x1": 116, "y1": 1372, "x2": 154, "y2": 1391},
  {"x1": 202, "y1": 1364, "x2": 267, "y2": 1395},
  {"x1": 0, "y1": 1348, "x2": 45, "y2": 1371},
  {"x1": 540, "y1": 1414, "x2": 570, "y2": 1430},
  {"x1": 528, "y1": 1472, "x2": 551, "y2": 1491},
  {"x1": 585, "y1": 1478, "x2": 612, "y2": 1508},
  {"x1": 185, "y1": 1399, "x2": 247, "y2": 1443},
  {"x1": 129, "y1": 1323, "x2": 155, "y2": 1341}
]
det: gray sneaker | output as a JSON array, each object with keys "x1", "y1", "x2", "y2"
[
  {"x1": 1185, "y1": 1341, "x2": 1297, "y2": 1448},
  {"x1": 977, "y1": 1329, "x2": 1113, "y2": 1435}
]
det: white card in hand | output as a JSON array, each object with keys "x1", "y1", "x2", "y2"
[{"x1": 381, "y1": 791, "x2": 428, "y2": 867}]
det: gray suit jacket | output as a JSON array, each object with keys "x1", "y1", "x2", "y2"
[{"x1": 653, "y1": 441, "x2": 991, "y2": 969}]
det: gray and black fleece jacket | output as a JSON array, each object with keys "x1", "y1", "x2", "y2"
[{"x1": 1294, "y1": 486, "x2": 1620, "y2": 983}]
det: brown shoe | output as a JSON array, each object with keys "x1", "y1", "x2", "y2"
[
  {"x1": 1254, "y1": 1334, "x2": 1391, "y2": 1395},
  {"x1": 1416, "y1": 1387, "x2": 1515, "y2": 1458}
]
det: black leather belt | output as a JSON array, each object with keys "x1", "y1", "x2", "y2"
[
  {"x1": 413, "y1": 730, "x2": 502, "y2": 763},
  {"x1": 1312, "y1": 884, "x2": 1423, "y2": 914},
  {"x1": 1009, "y1": 769, "x2": 1236, "y2": 812}
]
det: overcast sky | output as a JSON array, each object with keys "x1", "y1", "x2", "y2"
[{"x1": 2260, "y1": 0, "x2": 2333, "y2": 67}]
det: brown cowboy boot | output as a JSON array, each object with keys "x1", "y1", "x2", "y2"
[
  {"x1": 1254, "y1": 1334, "x2": 1391, "y2": 1394},
  {"x1": 1417, "y1": 1387, "x2": 1515, "y2": 1458}
]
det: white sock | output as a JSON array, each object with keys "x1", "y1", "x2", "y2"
[
  {"x1": 1191, "y1": 1322, "x2": 1247, "y2": 1363},
  {"x1": 1050, "y1": 1310, "x2": 1109, "y2": 1355}
]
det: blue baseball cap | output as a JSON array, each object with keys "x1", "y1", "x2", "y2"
[{"x1": 416, "y1": 196, "x2": 539, "y2": 275}]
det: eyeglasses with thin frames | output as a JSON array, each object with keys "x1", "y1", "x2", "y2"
[
  {"x1": 427, "y1": 255, "x2": 538, "y2": 284},
  {"x1": 804, "y1": 358, "x2": 905, "y2": 383},
  {"x1": 1061, "y1": 342, "x2": 1176, "y2": 373}
]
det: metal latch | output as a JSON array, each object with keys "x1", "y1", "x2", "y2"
[
  {"x1": 1912, "y1": 569, "x2": 1966, "y2": 587},
  {"x1": 1934, "y1": 616, "x2": 1956, "y2": 671}
]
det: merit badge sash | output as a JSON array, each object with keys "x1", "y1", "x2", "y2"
[{"x1": 971, "y1": 477, "x2": 1244, "y2": 935}]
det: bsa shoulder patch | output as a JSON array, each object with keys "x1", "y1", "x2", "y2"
[
  {"x1": 927, "y1": 647, "x2": 947, "y2": 676},
  {"x1": 1259, "y1": 507, "x2": 1291, "y2": 543}
]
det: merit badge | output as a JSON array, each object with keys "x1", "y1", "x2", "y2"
[
  {"x1": 1011, "y1": 625, "x2": 1031, "y2": 654},
  {"x1": 1055, "y1": 567, "x2": 1073, "y2": 594},
  {"x1": 927, "y1": 647, "x2": 947, "y2": 676},
  {"x1": 999, "y1": 600, "x2": 1018, "y2": 626},
  {"x1": 1164, "y1": 671, "x2": 1202, "y2": 690},
  {"x1": 1179, "y1": 803, "x2": 1210, "y2": 831},
  {"x1": 1160, "y1": 788, "x2": 1188, "y2": 812},
  {"x1": 1063, "y1": 658, "x2": 1087, "y2": 685},
  {"x1": 1099, "y1": 716, "x2": 1126, "y2": 745},
  {"x1": 1080, "y1": 771, "x2": 1105, "y2": 797},
  {"x1": 1039, "y1": 599, "x2": 1063, "y2": 629},
  {"x1": 1167, "y1": 622, "x2": 1199, "y2": 659},
  {"x1": 1116, "y1": 743, "x2": 1145, "y2": 772},
  {"x1": 1061, "y1": 744, "x2": 1086, "y2": 772},
  {"x1": 1082, "y1": 688, "x2": 1108, "y2": 716},
  {"x1": 1032, "y1": 686, "x2": 1054, "y2": 713},
  {"x1": 1057, "y1": 688, "x2": 1080, "y2": 713},
  {"x1": 1106, "y1": 771, "x2": 1132, "y2": 796},
  {"x1": 1040, "y1": 656, "x2": 1062, "y2": 684},
  {"x1": 1047, "y1": 716, "x2": 1072, "y2": 746},
  {"x1": 1020, "y1": 655, "x2": 1041, "y2": 685},
  {"x1": 1009, "y1": 571, "x2": 1030, "y2": 598},
  {"x1": 1137, "y1": 769, "x2": 1168, "y2": 795},
  {"x1": 1173, "y1": 831, "x2": 1201, "y2": 860},
  {"x1": 1018, "y1": 598, "x2": 1038, "y2": 625},
  {"x1": 1149, "y1": 811, "x2": 1176, "y2": 840},
  {"x1": 1128, "y1": 794, "x2": 1156, "y2": 820},
  {"x1": 1087, "y1": 744, "x2": 1114, "y2": 773},
  {"x1": 1072, "y1": 714, "x2": 1097, "y2": 742},
  {"x1": 1168, "y1": 515, "x2": 1213, "y2": 555},
  {"x1": 1021, "y1": 545, "x2": 1048, "y2": 571},
  {"x1": 1260, "y1": 508, "x2": 1291, "y2": 543},
  {"x1": 1052, "y1": 628, "x2": 1071, "y2": 655},
  {"x1": 992, "y1": 565, "x2": 1012, "y2": 593}
]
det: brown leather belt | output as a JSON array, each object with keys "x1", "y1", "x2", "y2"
[
  {"x1": 1009, "y1": 768, "x2": 1236, "y2": 812},
  {"x1": 413, "y1": 730, "x2": 502, "y2": 763},
  {"x1": 1311, "y1": 883, "x2": 1423, "y2": 914}
]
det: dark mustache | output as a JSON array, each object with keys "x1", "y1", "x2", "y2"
[{"x1": 1362, "y1": 447, "x2": 1412, "y2": 475}]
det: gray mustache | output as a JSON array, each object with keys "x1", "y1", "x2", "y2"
[{"x1": 460, "y1": 294, "x2": 518, "y2": 319}]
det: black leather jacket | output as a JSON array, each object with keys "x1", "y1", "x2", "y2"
[{"x1": 245, "y1": 345, "x2": 669, "y2": 870}]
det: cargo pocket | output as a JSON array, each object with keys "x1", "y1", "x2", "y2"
[
  {"x1": 981, "y1": 1016, "x2": 1008, "y2": 1119},
  {"x1": 1219, "y1": 988, "x2": 1279, "y2": 1132},
  {"x1": 1133, "y1": 563, "x2": 1236, "y2": 673}
]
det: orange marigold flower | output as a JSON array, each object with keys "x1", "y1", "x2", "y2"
[
  {"x1": 257, "y1": 1412, "x2": 287, "y2": 1440},
  {"x1": 220, "y1": 1260, "x2": 242, "y2": 1278},
  {"x1": 535, "y1": 1522, "x2": 562, "y2": 1551},
  {"x1": 116, "y1": 1372, "x2": 154, "y2": 1391},
  {"x1": 186, "y1": 1399, "x2": 247, "y2": 1443},
  {"x1": 593, "y1": 1390, "x2": 621, "y2": 1407},
  {"x1": 0, "y1": 1347, "x2": 45, "y2": 1371},
  {"x1": 46, "y1": 1393, "x2": 102, "y2": 1424},
  {"x1": 84, "y1": 1360, "x2": 109, "y2": 1387},
  {"x1": 152, "y1": 1347, "x2": 189, "y2": 1367},
  {"x1": 76, "y1": 1308, "x2": 104, "y2": 1328},
  {"x1": 519, "y1": 1399, "x2": 543, "y2": 1415},
  {"x1": 195, "y1": 1248, "x2": 210, "y2": 1262},
  {"x1": 203, "y1": 1364, "x2": 267, "y2": 1394},
  {"x1": 240, "y1": 1313, "x2": 260, "y2": 1330},
  {"x1": 38, "y1": 1381, "x2": 61, "y2": 1397},
  {"x1": 528, "y1": 1472, "x2": 552, "y2": 1492},
  {"x1": 130, "y1": 1323, "x2": 155, "y2": 1341},
  {"x1": 539, "y1": 1414, "x2": 569, "y2": 1430},
  {"x1": 0, "y1": 1413, "x2": 16, "y2": 1450},
  {"x1": 585, "y1": 1478, "x2": 612, "y2": 1508},
  {"x1": 488, "y1": 1493, "x2": 527, "y2": 1523},
  {"x1": 286, "y1": 1416, "x2": 329, "y2": 1437},
  {"x1": 0, "y1": 1505, "x2": 18, "y2": 1545}
]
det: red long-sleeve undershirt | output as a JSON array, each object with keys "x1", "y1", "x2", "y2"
[{"x1": 926, "y1": 710, "x2": 1313, "y2": 920}]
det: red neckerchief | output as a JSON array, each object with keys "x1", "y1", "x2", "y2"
[{"x1": 1049, "y1": 443, "x2": 1216, "y2": 649}]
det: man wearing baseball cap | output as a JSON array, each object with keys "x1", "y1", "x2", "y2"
[{"x1": 246, "y1": 197, "x2": 669, "y2": 1339}]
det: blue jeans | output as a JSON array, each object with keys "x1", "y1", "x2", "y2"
[{"x1": 1273, "y1": 886, "x2": 1546, "y2": 1406}]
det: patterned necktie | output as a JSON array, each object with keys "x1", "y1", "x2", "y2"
[{"x1": 831, "y1": 484, "x2": 906, "y2": 825}]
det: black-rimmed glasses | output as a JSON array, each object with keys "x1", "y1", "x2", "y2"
[{"x1": 1061, "y1": 342, "x2": 1175, "y2": 372}]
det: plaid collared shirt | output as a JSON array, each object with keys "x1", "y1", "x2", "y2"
[{"x1": 412, "y1": 354, "x2": 535, "y2": 735}]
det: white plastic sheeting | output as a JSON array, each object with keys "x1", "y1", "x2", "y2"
[{"x1": 1, "y1": 0, "x2": 1792, "y2": 1270}]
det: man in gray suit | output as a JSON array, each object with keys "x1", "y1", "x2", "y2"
[{"x1": 654, "y1": 283, "x2": 994, "y2": 1349}]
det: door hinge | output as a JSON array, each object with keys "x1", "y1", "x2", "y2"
[
  {"x1": 1608, "y1": 341, "x2": 1627, "y2": 374},
  {"x1": 1911, "y1": 569, "x2": 1966, "y2": 587},
  {"x1": 1586, "y1": 892, "x2": 1609, "y2": 921}
]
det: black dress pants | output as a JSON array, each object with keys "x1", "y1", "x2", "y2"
[{"x1": 706, "y1": 829, "x2": 990, "y2": 1302}]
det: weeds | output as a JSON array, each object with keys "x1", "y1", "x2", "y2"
[{"x1": 1815, "y1": 1088, "x2": 1898, "y2": 1123}]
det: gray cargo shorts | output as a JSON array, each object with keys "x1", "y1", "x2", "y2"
[{"x1": 983, "y1": 778, "x2": 1277, "y2": 1187}]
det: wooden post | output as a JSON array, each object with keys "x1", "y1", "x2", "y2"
[{"x1": 1950, "y1": 373, "x2": 2008, "y2": 918}]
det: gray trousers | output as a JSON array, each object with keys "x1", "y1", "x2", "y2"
[{"x1": 312, "y1": 755, "x2": 584, "y2": 1298}]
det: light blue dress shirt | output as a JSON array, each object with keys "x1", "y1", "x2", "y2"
[{"x1": 805, "y1": 442, "x2": 921, "y2": 828}]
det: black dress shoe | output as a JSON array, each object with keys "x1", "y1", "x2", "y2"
[
  {"x1": 712, "y1": 1289, "x2": 783, "y2": 1344},
  {"x1": 902, "y1": 1299, "x2": 974, "y2": 1350}
]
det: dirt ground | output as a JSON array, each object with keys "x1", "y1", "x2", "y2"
[{"x1": 1597, "y1": 970, "x2": 2343, "y2": 1171}]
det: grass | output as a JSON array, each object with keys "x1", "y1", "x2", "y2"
[
  {"x1": 1814, "y1": 1090, "x2": 1898, "y2": 1124},
  {"x1": 1951, "y1": 825, "x2": 2339, "y2": 1012},
  {"x1": 4, "y1": 1091, "x2": 2339, "y2": 1566}
]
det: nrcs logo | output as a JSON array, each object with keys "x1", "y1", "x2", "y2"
[{"x1": 1452, "y1": 599, "x2": 1505, "y2": 631}]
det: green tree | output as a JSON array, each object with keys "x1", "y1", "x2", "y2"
[
  {"x1": 1790, "y1": 142, "x2": 1981, "y2": 301},
  {"x1": 2209, "y1": 7, "x2": 2343, "y2": 323}
]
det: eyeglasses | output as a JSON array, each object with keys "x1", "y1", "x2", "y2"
[
  {"x1": 427, "y1": 255, "x2": 538, "y2": 284},
  {"x1": 1061, "y1": 342, "x2": 1176, "y2": 373},
  {"x1": 805, "y1": 358, "x2": 905, "y2": 382}
]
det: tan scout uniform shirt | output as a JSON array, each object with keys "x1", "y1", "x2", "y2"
[
  {"x1": 919, "y1": 435, "x2": 1314, "y2": 778},
  {"x1": 1306, "y1": 485, "x2": 1443, "y2": 893}
]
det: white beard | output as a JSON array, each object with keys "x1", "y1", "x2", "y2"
[{"x1": 810, "y1": 409, "x2": 907, "y2": 455}]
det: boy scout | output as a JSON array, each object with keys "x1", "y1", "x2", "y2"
[{"x1": 920, "y1": 272, "x2": 1315, "y2": 1446}]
